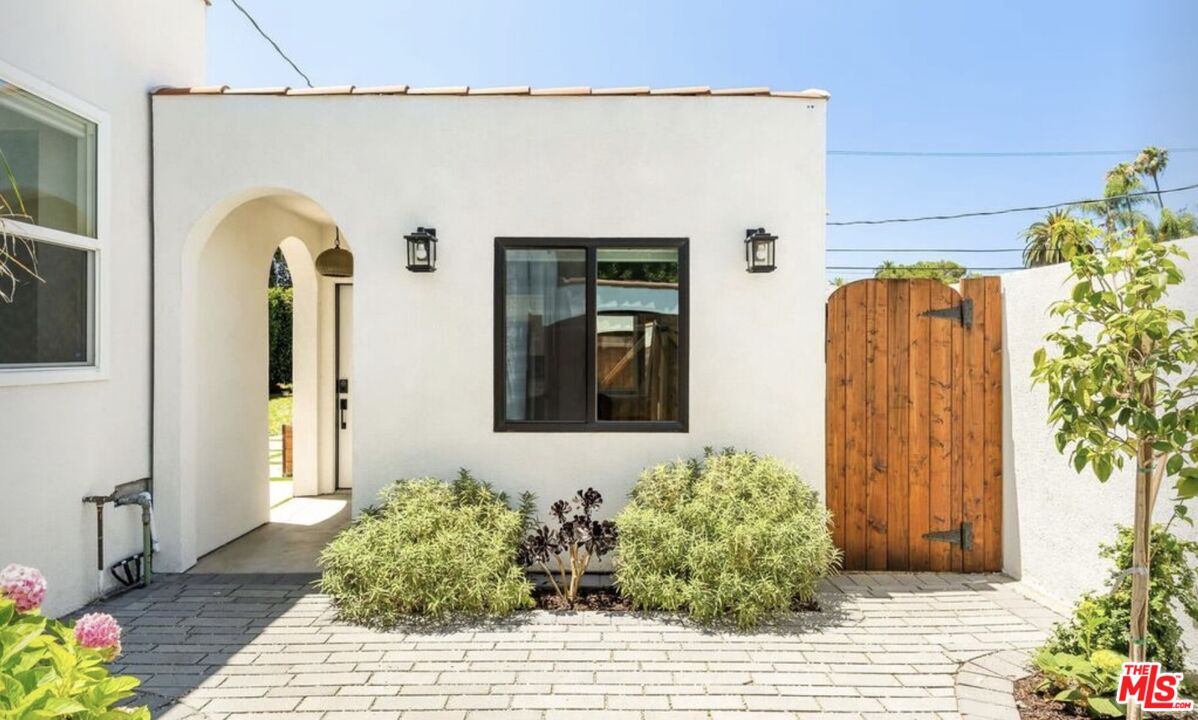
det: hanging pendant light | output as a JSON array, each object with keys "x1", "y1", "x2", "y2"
[{"x1": 315, "y1": 227, "x2": 353, "y2": 278}]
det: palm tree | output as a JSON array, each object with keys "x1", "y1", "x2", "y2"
[
  {"x1": 1021, "y1": 208, "x2": 1097, "y2": 267},
  {"x1": 1102, "y1": 162, "x2": 1148, "y2": 231},
  {"x1": 1134, "y1": 146, "x2": 1169, "y2": 208},
  {"x1": 1155, "y1": 207, "x2": 1198, "y2": 241}
]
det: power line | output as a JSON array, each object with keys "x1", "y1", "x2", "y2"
[
  {"x1": 228, "y1": 0, "x2": 314, "y2": 88},
  {"x1": 829, "y1": 147, "x2": 1198, "y2": 158},
  {"x1": 828, "y1": 182, "x2": 1198, "y2": 226},
  {"x1": 826, "y1": 247, "x2": 1021, "y2": 253}
]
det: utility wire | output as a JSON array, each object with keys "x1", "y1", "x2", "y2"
[
  {"x1": 829, "y1": 147, "x2": 1198, "y2": 158},
  {"x1": 828, "y1": 182, "x2": 1198, "y2": 226},
  {"x1": 228, "y1": 0, "x2": 314, "y2": 88}
]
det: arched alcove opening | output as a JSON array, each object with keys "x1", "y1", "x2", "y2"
[{"x1": 159, "y1": 190, "x2": 352, "y2": 572}]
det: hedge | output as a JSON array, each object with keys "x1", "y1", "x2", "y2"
[{"x1": 268, "y1": 286, "x2": 292, "y2": 393}]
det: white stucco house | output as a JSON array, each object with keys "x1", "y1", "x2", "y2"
[
  {"x1": 1, "y1": 0, "x2": 829, "y2": 614},
  {"x1": 5, "y1": 0, "x2": 1197, "y2": 640}
]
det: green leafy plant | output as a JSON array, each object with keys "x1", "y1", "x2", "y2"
[
  {"x1": 520, "y1": 488, "x2": 618, "y2": 606},
  {"x1": 1045, "y1": 525, "x2": 1198, "y2": 674},
  {"x1": 1033, "y1": 648, "x2": 1127, "y2": 717},
  {"x1": 1031, "y1": 226, "x2": 1198, "y2": 703},
  {"x1": 615, "y1": 449, "x2": 840, "y2": 628},
  {"x1": 318, "y1": 471, "x2": 535, "y2": 624},
  {"x1": 0, "y1": 566, "x2": 147, "y2": 719},
  {"x1": 267, "y1": 286, "x2": 293, "y2": 393}
]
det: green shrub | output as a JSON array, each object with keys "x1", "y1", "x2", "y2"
[
  {"x1": 267, "y1": 286, "x2": 292, "y2": 393},
  {"x1": 1044, "y1": 524, "x2": 1198, "y2": 673},
  {"x1": 0, "y1": 571, "x2": 146, "y2": 719},
  {"x1": 1033, "y1": 649, "x2": 1126, "y2": 717},
  {"x1": 318, "y1": 471, "x2": 534, "y2": 624},
  {"x1": 615, "y1": 449, "x2": 840, "y2": 628}
]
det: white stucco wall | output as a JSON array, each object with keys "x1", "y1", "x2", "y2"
[
  {"x1": 152, "y1": 94, "x2": 827, "y2": 571},
  {"x1": 1003, "y1": 237, "x2": 1198, "y2": 618},
  {"x1": 0, "y1": 1, "x2": 205, "y2": 615}
]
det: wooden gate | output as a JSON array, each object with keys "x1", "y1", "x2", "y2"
[{"x1": 825, "y1": 277, "x2": 1002, "y2": 572}]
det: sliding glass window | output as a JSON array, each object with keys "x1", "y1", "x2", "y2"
[
  {"x1": 0, "y1": 77, "x2": 98, "y2": 370},
  {"x1": 495, "y1": 238, "x2": 688, "y2": 432}
]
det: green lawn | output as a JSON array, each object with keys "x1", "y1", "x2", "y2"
[{"x1": 268, "y1": 394, "x2": 293, "y2": 436}]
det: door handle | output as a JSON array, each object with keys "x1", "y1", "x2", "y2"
[{"x1": 339, "y1": 398, "x2": 348, "y2": 429}]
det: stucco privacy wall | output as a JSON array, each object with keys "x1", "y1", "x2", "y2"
[
  {"x1": 1003, "y1": 237, "x2": 1198, "y2": 637},
  {"x1": 152, "y1": 94, "x2": 827, "y2": 571},
  {"x1": 0, "y1": 1, "x2": 205, "y2": 615}
]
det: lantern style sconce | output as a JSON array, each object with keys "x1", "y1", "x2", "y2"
[
  {"x1": 315, "y1": 227, "x2": 353, "y2": 278},
  {"x1": 405, "y1": 227, "x2": 437, "y2": 272},
  {"x1": 745, "y1": 228, "x2": 777, "y2": 273}
]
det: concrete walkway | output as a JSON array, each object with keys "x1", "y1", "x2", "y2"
[
  {"x1": 90, "y1": 572, "x2": 1063, "y2": 720},
  {"x1": 190, "y1": 494, "x2": 350, "y2": 574}
]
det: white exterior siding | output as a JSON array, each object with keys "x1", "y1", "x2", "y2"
[
  {"x1": 0, "y1": 1, "x2": 205, "y2": 615},
  {"x1": 151, "y1": 94, "x2": 828, "y2": 571}
]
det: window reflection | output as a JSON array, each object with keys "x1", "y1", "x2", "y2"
[
  {"x1": 596, "y1": 248, "x2": 680, "y2": 422},
  {"x1": 0, "y1": 80, "x2": 97, "y2": 238},
  {"x1": 503, "y1": 248, "x2": 587, "y2": 421}
]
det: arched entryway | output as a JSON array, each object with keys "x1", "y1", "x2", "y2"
[{"x1": 154, "y1": 189, "x2": 352, "y2": 572}]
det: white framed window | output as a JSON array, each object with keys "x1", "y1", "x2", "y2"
[{"x1": 0, "y1": 61, "x2": 109, "y2": 386}]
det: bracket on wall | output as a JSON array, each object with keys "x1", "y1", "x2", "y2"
[
  {"x1": 922, "y1": 522, "x2": 974, "y2": 551},
  {"x1": 920, "y1": 298, "x2": 973, "y2": 328}
]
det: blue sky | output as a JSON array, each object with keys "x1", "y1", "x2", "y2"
[{"x1": 208, "y1": 0, "x2": 1198, "y2": 281}]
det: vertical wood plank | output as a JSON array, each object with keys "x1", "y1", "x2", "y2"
[
  {"x1": 825, "y1": 289, "x2": 847, "y2": 553},
  {"x1": 928, "y1": 281, "x2": 955, "y2": 571},
  {"x1": 866, "y1": 281, "x2": 890, "y2": 570},
  {"x1": 843, "y1": 281, "x2": 870, "y2": 570},
  {"x1": 983, "y1": 277, "x2": 1004, "y2": 571},
  {"x1": 961, "y1": 278, "x2": 987, "y2": 572},
  {"x1": 887, "y1": 282, "x2": 910, "y2": 570},
  {"x1": 907, "y1": 280, "x2": 932, "y2": 570},
  {"x1": 950, "y1": 290, "x2": 965, "y2": 572}
]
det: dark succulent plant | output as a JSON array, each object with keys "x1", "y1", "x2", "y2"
[{"x1": 520, "y1": 488, "x2": 618, "y2": 606}]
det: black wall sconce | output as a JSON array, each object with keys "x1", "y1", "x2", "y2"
[
  {"x1": 745, "y1": 228, "x2": 777, "y2": 273},
  {"x1": 405, "y1": 227, "x2": 437, "y2": 272}
]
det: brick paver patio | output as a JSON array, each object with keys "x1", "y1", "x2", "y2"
[{"x1": 90, "y1": 572, "x2": 1062, "y2": 720}]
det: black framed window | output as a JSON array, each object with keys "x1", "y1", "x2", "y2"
[{"x1": 495, "y1": 238, "x2": 688, "y2": 432}]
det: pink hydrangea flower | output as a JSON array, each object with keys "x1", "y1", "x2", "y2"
[
  {"x1": 0, "y1": 564, "x2": 47, "y2": 612},
  {"x1": 74, "y1": 612, "x2": 122, "y2": 659}
]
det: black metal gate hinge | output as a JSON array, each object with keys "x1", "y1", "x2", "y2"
[
  {"x1": 920, "y1": 298, "x2": 973, "y2": 328},
  {"x1": 922, "y1": 522, "x2": 974, "y2": 551}
]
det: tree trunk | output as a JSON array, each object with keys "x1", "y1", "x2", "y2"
[{"x1": 1127, "y1": 440, "x2": 1154, "y2": 720}]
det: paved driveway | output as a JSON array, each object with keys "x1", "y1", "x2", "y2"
[{"x1": 93, "y1": 573, "x2": 1061, "y2": 720}]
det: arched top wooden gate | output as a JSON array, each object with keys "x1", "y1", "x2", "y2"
[{"x1": 825, "y1": 277, "x2": 1002, "y2": 572}]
